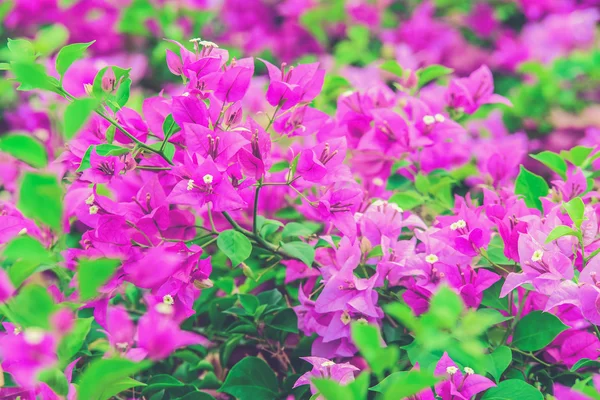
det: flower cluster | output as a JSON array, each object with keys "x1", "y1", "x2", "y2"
[{"x1": 0, "y1": 1, "x2": 599, "y2": 400}]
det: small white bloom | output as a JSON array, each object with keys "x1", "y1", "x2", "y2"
[
  {"x1": 450, "y1": 222, "x2": 459, "y2": 230},
  {"x1": 89, "y1": 205, "x2": 99, "y2": 215},
  {"x1": 155, "y1": 303, "x2": 173, "y2": 315},
  {"x1": 18, "y1": 228, "x2": 27, "y2": 236},
  {"x1": 446, "y1": 366, "x2": 458, "y2": 375},
  {"x1": 456, "y1": 219, "x2": 466, "y2": 229},
  {"x1": 464, "y1": 367, "x2": 475, "y2": 375},
  {"x1": 23, "y1": 328, "x2": 45, "y2": 345},
  {"x1": 163, "y1": 294, "x2": 175, "y2": 305},
  {"x1": 372, "y1": 199, "x2": 386, "y2": 208},
  {"x1": 199, "y1": 40, "x2": 219, "y2": 48},
  {"x1": 116, "y1": 342, "x2": 129, "y2": 350},
  {"x1": 13, "y1": 327, "x2": 22, "y2": 335},
  {"x1": 321, "y1": 361, "x2": 335, "y2": 367},
  {"x1": 182, "y1": 92, "x2": 190, "y2": 97},
  {"x1": 203, "y1": 174, "x2": 214, "y2": 184},
  {"x1": 189, "y1": 37, "x2": 203, "y2": 43},
  {"x1": 532, "y1": 249, "x2": 544, "y2": 262},
  {"x1": 423, "y1": 115, "x2": 436, "y2": 125},
  {"x1": 340, "y1": 310, "x2": 351, "y2": 325},
  {"x1": 373, "y1": 177, "x2": 384, "y2": 186},
  {"x1": 186, "y1": 179, "x2": 195, "y2": 191},
  {"x1": 434, "y1": 113, "x2": 446, "y2": 123},
  {"x1": 425, "y1": 254, "x2": 439, "y2": 264},
  {"x1": 85, "y1": 194, "x2": 95, "y2": 205}
]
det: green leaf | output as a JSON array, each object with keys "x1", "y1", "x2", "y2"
[
  {"x1": 3, "y1": 235, "x2": 52, "y2": 286},
  {"x1": 546, "y1": 225, "x2": 579, "y2": 243},
  {"x1": 312, "y1": 378, "x2": 352, "y2": 400},
  {"x1": 351, "y1": 323, "x2": 398, "y2": 376},
  {"x1": 481, "y1": 379, "x2": 543, "y2": 400},
  {"x1": 176, "y1": 392, "x2": 216, "y2": 400},
  {"x1": 78, "y1": 258, "x2": 120, "y2": 301},
  {"x1": 57, "y1": 317, "x2": 93, "y2": 365},
  {"x1": 561, "y1": 145, "x2": 595, "y2": 167},
  {"x1": 514, "y1": 166, "x2": 549, "y2": 211},
  {"x1": 219, "y1": 357, "x2": 278, "y2": 400},
  {"x1": 280, "y1": 241, "x2": 315, "y2": 267},
  {"x1": 55, "y1": 41, "x2": 95, "y2": 80},
  {"x1": 380, "y1": 60, "x2": 404, "y2": 77},
  {"x1": 269, "y1": 161, "x2": 289, "y2": 173},
  {"x1": 64, "y1": 98, "x2": 99, "y2": 139},
  {"x1": 388, "y1": 191, "x2": 424, "y2": 210},
  {"x1": 564, "y1": 197, "x2": 585, "y2": 228},
  {"x1": 485, "y1": 346, "x2": 512, "y2": 382},
  {"x1": 282, "y1": 222, "x2": 319, "y2": 238},
  {"x1": 18, "y1": 172, "x2": 63, "y2": 231},
  {"x1": 217, "y1": 230, "x2": 252, "y2": 267},
  {"x1": 512, "y1": 311, "x2": 568, "y2": 351},
  {"x1": 267, "y1": 308, "x2": 298, "y2": 333},
  {"x1": 39, "y1": 368, "x2": 69, "y2": 396},
  {"x1": 8, "y1": 285, "x2": 57, "y2": 329},
  {"x1": 370, "y1": 370, "x2": 439, "y2": 400},
  {"x1": 34, "y1": 24, "x2": 69, "y2": 57},
  {"x1": 570, "y1": 358, "x2": 600, "y2": 372},
  {"x1": 428, "y1": 286, "x2": 463, "y2": 329},
  {"x1": 0, "y1": 133, "x2": 47, "y2": 167},
  {"x1": 238, "y1": 294, "x2": 259, "y2": 314},
  {"x1": 7, "y1": 38, "x2": 36, "y2": 62},
  {"x1": 417, "y1": 65, "x2": 454, "y2": 88},
  {"x1": 115, "y1": 78, "x2": 132, "y2": 108},
  {"x1": 530, "y1": 151, "x2": 567, "y2": 179},
  {"x1": 77, "y1": 358, "x2": 151, "y2": 400},
  {"x1": 10, "y1": 61, "x2": 60, "y2": 92},
  {"x1": 481, "y1": 280, "x2": 509, "y2": 311}
]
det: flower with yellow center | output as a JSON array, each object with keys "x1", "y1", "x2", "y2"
[
  {"x1": 425, "y1": 254, "x2": 439, "y2": 264},
  {"x1": 531, "y1": 249, "x2": 544, "y2": 262},
  {"x1": 163, "y1": 294, "x2": 174, "y2": 305},
  {"x1": 89, "y1": 205, "x2": 99, "y2": 215},
  {"x1": 203, "y1": 174, "x2": 214, "y2": 184},
  {"x1": 446, "y1": 366, "x2": 458, "y2": 374},
  {"x1": 464, "y1": 367, "x2": 474, "y2": 375}
]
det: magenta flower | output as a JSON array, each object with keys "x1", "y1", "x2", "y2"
[
  {"x1": 137, "y1": 305, "x2": 211, "y2": 360},
  {"x1": 445, "y1": 65, "x2": 512, "y2": 114},
  {"x1": 293, "y1": 357, "x2": 358, "y2": 397},
  {"x1": 434, "y1": 352, "x2": 495, "y2": 400},
  {"x1": 0, "y1": 328, "x2": 57, "y2": 388},
  {"x1": 261, "y1": 60, "x2": 325, "y2": 110},
  {"x1": 167, "y1": 155, "x2": 246, "y2": 212},
  {"x1": 79, "y1": 149, "x2": 126, "y2": 183}
]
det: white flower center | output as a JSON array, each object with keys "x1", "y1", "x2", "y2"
[
  {"x1": 434, "y1": 113, "x2": 445, "y2": 123},
  {"x1": 182, "y1": 92, "x2": 190, "y2": 97},
  {"x1": 85, "y1": 194, "x2": 95, "y2": 205},
  {"x1": 189, "y1": 37, "x2": 203, "y2": 43},
  {"x1": 155, "y1": 303, "x2": 173, "y2": 315},
  {"x1": 425, "y1": 254, "x2": 439, "y2": 264},
  {"x1": 18, "y1": 228, "x2": 27, "y2": 236},
  {"x1": 464, "y1": 367, "x2": 474, "y2": 375},
  {"x1": 116, "y1": 342, "x2": 129, "y2": 350},
  {"x1": 186, "y1": 179, "x2": 195, "y2": 191},
  {"x1": 23, "y1": 328, "x2": 44, "y2": 345},
  {"x1": 446, "y1": 366, "x2": 458, "y2": 374},
  {"x1": 340, "y1": 310, "x2": 351, "y2": 325},
  {"x1": 13, "y1": 327, "x2": 22, "y2": 335},
  {"x1": 163, "y1": 294, "x2": 174, "y2": 305},
  {"x1": 199, "y1": 40, "x2": 219, "y2": 48},
  {"x1": 373, "y1": 177, "x2": 384, "y2": 186},
  {"x1": 89, "y1": 205, "x2": 99, "y2": 215},
  {"x1": 321, "y1": 361, "x2": 335, "y2": 367},
  {"x1": 531, "y1": 249, "x2": 544, "y2": 262},
  {"x1": 423, "y1": 115, "x2": 436, "y2": 125},
  {"x1": 203, "y1": 174, "x2": 214, "y2": 184}
]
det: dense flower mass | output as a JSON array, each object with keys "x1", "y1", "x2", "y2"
[{"x1": 0, "y1": 1, "x2": 600, "y2": 399}]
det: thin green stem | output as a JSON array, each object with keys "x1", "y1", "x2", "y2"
[
  {"x1": 510, "y1": 347, "x2": 552, "y2": 367},
  {"x1": 207, "y1": 203, "x2": 217, "y2": 233},
  {"x1": 253, "y1": 179, "x2": 263, "y2": 236},
  {"x1": 585, "y1": 247, "x2": 600, "y2": 263},
  {"x1": 265, "y1": 105, "x2": 282, "y2": 132}
]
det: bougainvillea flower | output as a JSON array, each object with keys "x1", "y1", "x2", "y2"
[
  {"x1": 434, "y1": 352, "x2": 495, "y2": 400},
  {"x1": 445, "y1": 65, "x2": 512, "y2": 114}
]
